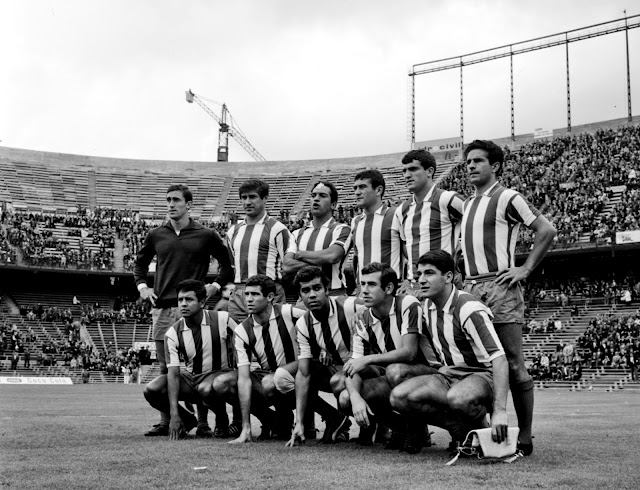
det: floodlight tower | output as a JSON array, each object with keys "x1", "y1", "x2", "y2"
[{"x1": 185, "y1": 89, "x2": 266, "y2": 162}]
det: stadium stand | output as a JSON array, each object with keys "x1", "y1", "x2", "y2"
[{"x1": 1, "y1": 116, "x2": 639, "y2": 389}]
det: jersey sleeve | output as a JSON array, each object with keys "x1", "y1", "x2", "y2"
[
  {"x1": 447, "y1": 192, "x2": 465, "y2": 223},
  {"x1": 286, "y1": 229, "x2": 300, "y2": 255},
  {"x1": 351, "y1": 313, "x2": 367, "y2": 359},
  {"x1": 392, "y1": 206, "x2": 406, "y2": 242},
  {"x1": 332, "y1": 223, "x2": 352, "y2": 251},
  {"x1": 164, "y1": 325, "x2": 182, "y2": 368},
  {"x1": 460, "y1": 304, "x2": 505, "y2": 362},
  {"x1": 400, "y1": 297, "x2": 423, "y2": 336},
  {"x1": 296, "y1": 316, "x2": 313, "y2": 360},
  {"x1": 233, "y1": 324, "x2": 252, "y2": 368},
  {"x1": 505, "y1": 192, "x2": 540, "y2": 227}
]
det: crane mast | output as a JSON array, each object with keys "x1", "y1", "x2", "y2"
[{"x1": 186, "y1": 89, "x2": 266, "y2": 162}]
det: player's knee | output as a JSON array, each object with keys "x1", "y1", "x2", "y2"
[
  {"x1": 212, "y1": 373, "x2": 233, "y2": 398},
  {"x1": 262, "y1": 376, "x2": 276, "y2": 397},
  {"x1": 389, "y1": 385, "x2": 409, "y2": 412},
  {"x1": 385, "y1": 363, "x2": 408, "y2": 388},
  {"x1": 197, "y1": 383, "x2": 214, "y2": 401},
  {"x1": 330, "y1": 372, "x2": 346, "y2": 395},
  {"x1": 273, "y1": 367, "x2": 295, "y2": 394},
  {"x1": 337, "y1": 389, "x2": 351, "y2": 412},
  {"x1": 447, "y1": 390, "x2": 473, "y2": 415}
]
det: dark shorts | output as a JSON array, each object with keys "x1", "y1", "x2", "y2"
[
  {"x1": 179, "y1": 369, "x2": 229, "y2": 393},
  {"x1": 463, "y1": 279, "x2": 524, "y2": 324},
  {"x1": 432, "y1": 365, "x2": 494, "y2": 394}
]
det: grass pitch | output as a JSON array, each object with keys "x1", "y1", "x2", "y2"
[{"x1": 1, "y1": 385, "x2": 639, "y2": 489}]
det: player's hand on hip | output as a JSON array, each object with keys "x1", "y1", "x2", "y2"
[
  {"x1": 490, "y1": 409, "x2": 509, "y2": 444},
  {"x1": 495, "y1": 267, "x2": 529, "y2": 287},
  {"x1": 140, "y1": 287, "x2": 157, "y2": 307},
  {"x1": 228, "y1": 428, "x2": 253, "y2": 444}
]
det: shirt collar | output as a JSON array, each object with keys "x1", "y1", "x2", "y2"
[
  {"x1": 307, "y1": 216, "x2": 335, "y2": 229},
  {"x1": 427, "y1": 287, "x2": 458, "y2": 314},
  {"x1": 472, "y1": 181, "x2": 501, "y2": 198},
  {"x1": 180, "y1": 311, "x2": 208, "y2": 331},
  {"x1": 308, "y1": 297, "x2": 337, "y2": 324},
  {"x1": 370, "y1": 298, "x2": 396, "y2": 324},
  {"x1": 252, "y1": 305, "x2": 278, "y2": 328},
  {"x1": 412, "y1": 185, "x2": 436, "y2": 205}
]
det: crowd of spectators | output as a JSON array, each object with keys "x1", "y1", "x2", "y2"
[
  {"x1": 576, "y1": 313, "x2": 639, "y2": 379},
  {"x1": 440, "y1": 124, "x2": 640, "y2": 250},
  {"x1": 527, "y1": 340, "x2": 583, "y2": 382}
]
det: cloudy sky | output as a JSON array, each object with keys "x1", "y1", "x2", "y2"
[{"x1": 0, "y1": 0, "x2": 638, "y2": 162}]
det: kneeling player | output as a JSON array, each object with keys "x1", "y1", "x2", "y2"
[
  {"x1": 281, "y1": 266, "x2": 362, "y2": 446},
  {"x1": 332, "y1": 262, "x2": 438, "y2": 452},
  {"x1": 143, "y1": 280, "x2": 237, "y2": 439},
  {"x1": 213, "y1": 274, "x2": 304, "y2": 443},
  {"x1": 390, "y1": 251, "x2": 509, "y2": 449}
]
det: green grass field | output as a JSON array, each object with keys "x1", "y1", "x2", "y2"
[{"x1": 1, "y1": 385, "x2": 639, "y2": 489}]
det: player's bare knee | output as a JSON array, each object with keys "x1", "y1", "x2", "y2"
[
  {"x1": 385, "y1": 363, "x2": 406, "y2": 388},
  {"x1": 212, "y1": 373, "x2": 234, "y2": 398},
  {"x1": 447, "y1": 390, "x2": 473, "y2": 415},
  {"x1": 197, "y1": 383, "x2": 213, "y2": 401},
  {"x1": 337, "y1": 389, "x2": 351, "y2": 412},
  {"x1": 262, "y1": 376, "x2": 276, "y2": 397},
  {"x1": 389, "y1": 386, "x2": 409, "y2": 412},
  {"x1": 330, "y1": 372, "x2": 346, "y2": 395}
]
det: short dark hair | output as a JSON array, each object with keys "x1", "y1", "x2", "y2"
[
  {"x1": 463, "y1": 140, "x2": 504, "y2": 177},
  {"x1": 239, "y1": 179, "x2": 269, "y2": 199},
  {"x1": 361, "y1": 262, "x2": 398, "y2": 294},
  {"x1": 402, "y1": 149, "x2": 437, "y2": 174},
  {"x1": 354, "y1": 169, "x2": 386, "y2": 197},
  {"x1": 294, "y1": 266, "x2": 329, "y2": 292},
  {"x1": 312, "y1": 181, "x2": 339, "y2": 204},
  {"x1": 246, "y1": 274, "x2": 276, "y2": 297},
  {"x1": 417, "y1": 250, "x2": 455, "y2": 275},
  {"x1": 166, "y1": 184, "x2": 193, "y2": 203},
  {"x1": 176, "y1": 279, "x2": 206, "y2": 301}
]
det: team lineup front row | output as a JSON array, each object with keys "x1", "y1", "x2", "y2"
[
  {"x1": 144, "y1": 256, "x2": 509, "y2": 456},
  {"x1": 137, "y1": 139, "x2": 558, "y2": 456}
]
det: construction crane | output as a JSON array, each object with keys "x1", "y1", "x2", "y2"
[{"x1": 185, "y1": 89, "x2": 266, "y2": 162}]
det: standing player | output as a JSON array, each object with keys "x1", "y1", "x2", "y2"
[
  {"x1": 392, "y1": 149, "x2": 464, "y2": 295},
  {"x1": 227, "y1": 179, "x2": 291, "y2": 322},
  {"x1": 143, "y1": 280, "x2": 238, "y2": 439},
  {"x1": 283, "y1": 181, "x2": 351, "y2": 297},
  {"x1": 332, "y1": 262, "x2": 438, "y2": 453},
  {"x1": 390, "y1": 251, "x2": 509, "y2": 448},
  {"x1": 461, "y1": 140, "x2": 556, "y2": 455},
  {"x1": 213, "y1": 275, "x2": 304, "y2": 443},
  {"x1": 280, "y1": 266, "x2": 362, "y2": 446},
  {"x1": 134, "y1": 184, "x2": 233, "y2": 437},
  {"x1": 351, "y1": 170, "x2": 401, "y2": 287}
]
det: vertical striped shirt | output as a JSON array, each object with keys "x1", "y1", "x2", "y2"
[
  {"x1": 227, "y1": 213, "x2": 292, "y2": 283},
  {"x1": 424, "y1": 288, "x2": 505, "y2": 370},
  {"x1": 351, "y1": 204, "x2": 401, "y2": 281},
  {"x1": 352, "y1": 294, "x2": 439, "y2": 366},
  {"x1": 296, "y1": 296, "x2": 364, "y2": 364},
  {"x1": 461, "y1": 182, "x2": 540, "y2": 277},
  {"x1": 165, "y1": 310, "x2": 237, "y2": 373},
  {"x1": 234, "y1": 304, "x2": 304, "y2": 370},
  {"x1": 287, "y1": 217, "x2": 351, "y2": 290},
  {"x1": 393, "y1": 187, "x2": 464, "y2": 281}
]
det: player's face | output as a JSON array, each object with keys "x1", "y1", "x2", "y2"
[
  {"x1": 360, "y1": 271, "x2": 391, "y2": 308},
  {"x1": 298, "y1": 277, "x2": 330, "y2": 312},
  {"x1": 244, "y1": 285, "x2": 273, "y2": 316},
  {"x1": 241, "y1": 191, "x2": 266, "y2": 218},
  {"x1": 353, "y1": 179, "x2": 380, "y2": 210},
  {"x1": 310, "y1": 184, "x2": 334, "y2": 219},
  {"x1": 166, "y1": 191, "x2": 190, "y2": 221},
  {"x1": 402, "y1": 160, "x2": 432, "y2": 194},
  {"x1": 466, "y1": 149, "x2": 495, "y2": 189},
  {"x1": 178, "y1": 290, "x2": 204, "y2": 319},
  {"x1": 416, "y1": 263, "x2": 450, "y2": 300}
]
